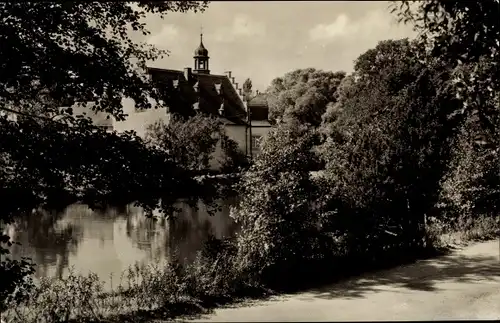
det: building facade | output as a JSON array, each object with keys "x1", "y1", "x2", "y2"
[
  {"x1": 66, "y1": 33, "x2": 273, "y2": 166},
  {"x1": 246, "y1": 91, "x2": 272, "y2": 157}
]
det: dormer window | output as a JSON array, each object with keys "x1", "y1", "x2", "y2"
[
  {"x1": 219, "y1": 101, "x2": 225, "y2": 116},
  {"x1": 193, "y1": 81, "x2": 199, "y2": 93},
  {"x1": 193, "y1": 101, "x2": 200, "y2": 111},
  {"x1": 173, "y1": 79, "x2": 179, "y2": 89},
  {"x1": 215, "y1": 83, "x2": 222, "y2": 95}
]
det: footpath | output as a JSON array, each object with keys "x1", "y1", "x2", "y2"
[{"x1": 183, "y1": 240, "x2": 500, "y2": 321}]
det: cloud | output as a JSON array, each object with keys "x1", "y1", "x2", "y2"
[
  {"x1": 309, "y1": 14, "x2": 351, "y2": 41},
  {"x1": 309, "y1": 10, "x2": 399, "y2": 43},
  {"x1": 147, "y1": 24, "x2": 180, "y2": 48},
  {"x1": 214, "y1": 15, "x2": 266, "y2": 42}
]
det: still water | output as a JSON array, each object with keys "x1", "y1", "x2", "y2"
[{"x1": 2, "y1": 199, "x2": 239, "y2": 289}]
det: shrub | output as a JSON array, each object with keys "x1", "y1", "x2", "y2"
[
  {"x1": 146, "y1": 113, "x2": 249, "y2": 174},
  {"x1": 0, "y1": 237, "x2": 36, "y2": 313},
  {"x1": 230, "y1": 122, "x2": 330, "y2": 290},
  {"x1": 318, "y1": 39, "x2": 462, "y2": 258}
]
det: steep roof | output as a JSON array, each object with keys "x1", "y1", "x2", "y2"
[
  {"x1": 147, "y1": 67, "x2": 248, "y2": 125},
  {"x1": 247, "y1": 93, "x2": 269, "y2": 121},
  {"x1": 247, "y1": 93, "x2": 268, "y2": 107}
]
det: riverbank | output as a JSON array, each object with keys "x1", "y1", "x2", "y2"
[{"x1": 1, "y1": 216, "x2": 498, "y2": 323}]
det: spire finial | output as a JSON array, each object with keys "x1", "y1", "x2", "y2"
[{"x1": 200, "y1": 25, "x2": 203, "y2": 43}]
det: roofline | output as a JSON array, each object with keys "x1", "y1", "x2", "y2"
[
  {"x1": 145, "y1": 66, "x2": 248, "y2": 123},
  {"x1": 196, "y1": 73, "x2": 247, "y2": 117},
  {"x1": 146, "y1": 67, "x2": 183, "y2": 74}
]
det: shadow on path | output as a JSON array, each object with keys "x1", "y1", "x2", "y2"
[
  {"x1": 302, "y1": 251, "x2": 500, "y2": 301},
  {"x1": 100, "y1": 242, "x2": 500, "y2": 322}
]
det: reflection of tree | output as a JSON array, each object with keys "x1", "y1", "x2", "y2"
[
  {"x1": 2, "y1": 199, "x2": 241, "y2": 283},
  {"x1": 166, "y1": 198, "x2": 240, "y2": 265},
  {"x1": 125, "y1": 207, "x2": 168, "y2": 261},
  {"x1": 169, "y1": 214, "x2": 213, "y2": 264},
  {"x1": 6, "y1": 208, "x2": 83, "y2": 279}
]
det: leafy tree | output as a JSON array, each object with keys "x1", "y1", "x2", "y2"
[
  {"x1": 266, "y1": 68, "x2": 345, "y2": 126},
  {"x1": 390, "y1": 0, "x2": 500, "y2": 146},
  {"x1": 0, "y1": 1, "x2": 210, "y2": 310},
  {"x1": 242, "y1": 78, "x2": 253, "y2": 102},
  {"x1": 219, "y1": 136, "x2": 251, "y2": 174},
  {"x1": 440, "y1": 113, "x2": 500, "y2": 225},
  {"x1": 319, "y1": 39, "x2": 461, "y2": 255},
  {"x1": 0, "y1": 1, "x2": 209, "y2": 119},
  {"x1": 390, "y1": 1, "x2": 500, "y2": 229},
  {"x1": 390, "y1": 1, "x2": 499, "y2": 65},
  {"x1": 231, "y1": 122, "x2": 329, "y2": 289},
  {"x1": 438, "y1": 73, "x2": 500, "y2": 225},
  {"x1": 145, "y1": 113, "x2": 249, "y2": 174}
]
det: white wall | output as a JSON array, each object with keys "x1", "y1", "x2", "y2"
[
  {"x1": 249, "y1": 120, "x2": 272, "y2": 156},
  {"x1": 65, "y1": 98, "x2": 253, "y2": 171},
  {"x1": 225, "y1": 124, "x2": 247, "y2": 152},
  {"x1": 251, "y1": 120, "x2": 272, "y2": 137},
  {"x1": 209, "y1": 123, "x2": 248, "y2": 170},
  {"x1": 113, "y1": 97, "x2": 170, "y2": 138},
  {"x1": 62, "y1": 98, "x2": 170, "y2": 138}
]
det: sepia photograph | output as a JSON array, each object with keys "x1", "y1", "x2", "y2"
[{"x1": 0, "y1": 1, "x2": 499, "y2": 322}]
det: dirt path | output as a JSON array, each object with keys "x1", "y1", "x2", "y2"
[{"x1": 186, "y1": 240, "x2": 500, "y2": 321}]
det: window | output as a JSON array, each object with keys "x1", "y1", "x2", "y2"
[
  {"x1": 199, "y1": 61, "x2": 205, "y2": 69},
  {"x1": 252, "y1": 135, "x2": 262, "y2": 152}
]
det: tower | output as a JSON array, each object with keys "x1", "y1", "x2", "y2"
[{"x1": 193, "y1": 31, "x2": 210, "y2": 74}]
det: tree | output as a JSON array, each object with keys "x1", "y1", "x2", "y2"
[
  {"x1": 242, "y1": 78, "x2": 253, "y2": 102},
  {"x1": 390, "y1": 0, "x2": 500, "y2": 147},
  {"x1": 0, "y1": 2, "x2": 209, "y2": 119},
  {"x1": 319, "y1": 39, "x2": 461, "y2": 255},
  {"x1": 266, "y1": 68, "x2": 345, "y2": 126},
  {"x1": 390, "y1": 1, "x2": 499, "y2": 65},
  {"x1": 231, "y1": 122, "x2": 329, "y2": 289},
  {"x1": 440, "y1": 112, "x2": 500, "y2": 225},
  {"x1": 145, "y1": 113, "x2": 249, "y2": 174},
  {"x1": 0, "y1": 1, "x2": 210, "y2": 310},
  {"x1": 390, "y1": 0, "x2": 500, "y2": 232}
]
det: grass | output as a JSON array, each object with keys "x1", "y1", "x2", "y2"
[
  {"x1": 1, "y1": 214, "x2": 498, "y2": 323},
  {"x1": 426, "y1": 214, "x2": 500, "y2": 248},
  {"x1": 0, "y1": 242, "x2": 269, "y2": 323}
]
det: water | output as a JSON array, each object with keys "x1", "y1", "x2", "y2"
[{"x1": 2, "y1": 199, "x2": 239, "y2": 289}]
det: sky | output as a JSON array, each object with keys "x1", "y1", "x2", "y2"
[{"x1": 142, "y1": 1, "x2": 417, "y2": 92}]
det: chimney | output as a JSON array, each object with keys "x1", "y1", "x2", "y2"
[
  {"x1": 256, "y1": 89, "x2": 260, "y2": 95},
  {"x1": 184, "y1": 67, "x2": 192, "y2": 82},
  {"x1": 231, "y1": 77, "x2": 235, "y2": 84},
  {"x1": 224, "y1": 71, "x2": 232, "y2": 79},
  {"x1": 238, "y1": 88, "x2": 242, "y2": 96},
  {"x1": 235, "y1": 82, "x2": 239, "y2": 90}
]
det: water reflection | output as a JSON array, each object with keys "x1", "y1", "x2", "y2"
[{"x1": 2, "y1": 198, "x2": 238, "y2": 289}]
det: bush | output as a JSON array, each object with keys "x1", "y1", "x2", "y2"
[
  {"x1": 146, "y1": 113, "x2": 249, "y2": 174},
  {"x1": 230, "y1": 123, "x2": 331, "y2": 290},
  {"x1": 0, "y1": 236, "x2": 36, "y2": 313},
  {"x1": 0, "y1": 234, "x2": 263, "y2": 323},
  {"x1": 318, "y1": 39, "x2": 462, "y2": 258}
]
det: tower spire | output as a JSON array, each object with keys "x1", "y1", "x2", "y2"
[{"x1": 193, "y1": 27, "x2": 209, "y2": 74}]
